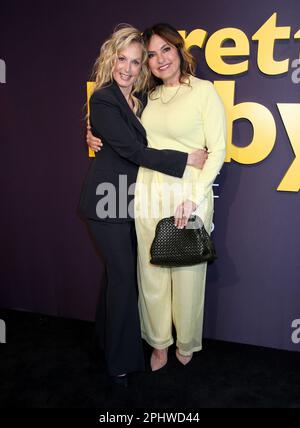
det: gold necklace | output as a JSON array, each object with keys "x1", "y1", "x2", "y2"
[{"x1": 160, "y1": 85, "x2": 181, "y2": 104}]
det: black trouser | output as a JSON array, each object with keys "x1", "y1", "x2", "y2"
[{"x1": 87, "y1": 219, "x2": 145, "y2": 376}]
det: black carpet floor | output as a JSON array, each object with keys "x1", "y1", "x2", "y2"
[{"x1": 0, "y1": 309, "x2": 300, "y2": 409}]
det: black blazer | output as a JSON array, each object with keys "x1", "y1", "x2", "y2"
[{"x1": 79, "y1": 80, "x2": 188, "y2": 222}]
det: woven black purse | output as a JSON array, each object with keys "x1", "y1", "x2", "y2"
[{"x1": 150, "y1": 215, "x2": 217, "y2": 267}]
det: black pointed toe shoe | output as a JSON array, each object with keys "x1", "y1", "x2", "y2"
[{"x1": 110, "y1": 374, "x2": 128, "y2": 388}]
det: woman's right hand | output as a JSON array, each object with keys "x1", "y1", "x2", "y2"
[
  {"x1": 187, "y1": 149, "x2": 208, "y2": 169},
  {"x1": 86, "y1": 125, "x2": 103, "y2": 152}
]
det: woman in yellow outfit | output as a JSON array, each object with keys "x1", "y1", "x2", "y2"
[
  {"x1": 87, "y1": 23, "x2": 226, "y2": 371},
  {"x1": 135, "y1": 23, "x2": 226, "y2": 370}
]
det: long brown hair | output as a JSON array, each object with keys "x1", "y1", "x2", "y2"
[{"x1": 142, "y1": 23, "x2": 196, "y2": 94}]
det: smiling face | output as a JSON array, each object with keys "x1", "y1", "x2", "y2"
[
  {"x1": 147, "y1": 34, "x2": 181, "y2": 86},
  {"x1": 112, "y1": 42, "x2": 143, "y2": 94}
]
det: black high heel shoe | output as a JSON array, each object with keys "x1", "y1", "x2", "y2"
[{"x1": 110, "y1": 374, "x2": 128, "y2": 388}]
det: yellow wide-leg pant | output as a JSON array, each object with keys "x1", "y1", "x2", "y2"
[{"x1": 135, "y1": 174, "x2": 214, "y2": 356}]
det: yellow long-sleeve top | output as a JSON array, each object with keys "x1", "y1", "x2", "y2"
[{"x1": 139, "y1": 75, "x2": 226, "y2": 210}]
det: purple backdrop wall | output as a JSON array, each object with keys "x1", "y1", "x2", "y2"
[{"x1": 1, "y1": 0, "x2": 299, "y2": 351}]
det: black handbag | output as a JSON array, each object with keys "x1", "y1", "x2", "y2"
[{"x1": 150, "y1": 215, "x2": 217, "y2": 267}]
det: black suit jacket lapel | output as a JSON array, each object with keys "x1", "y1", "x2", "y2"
[{"x1": 111, "y1": 80, "x2": 147, "y2": 140}]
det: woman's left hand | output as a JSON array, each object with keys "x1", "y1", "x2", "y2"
[
  {"x1": 87, "y1": 124, "x2": 103, "y2": 152},
  {"x1": 174, "y1": 200, "x2": 197, "y2": 229}
]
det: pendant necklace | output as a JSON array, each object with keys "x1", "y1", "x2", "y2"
[{"x1": 160, "y1": 84, "x2": 181, "y2": 104}]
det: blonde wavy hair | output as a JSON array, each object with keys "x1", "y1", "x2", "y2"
[{"x1": 91, "y1": 25, "x2": 149, "y2": 115}]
